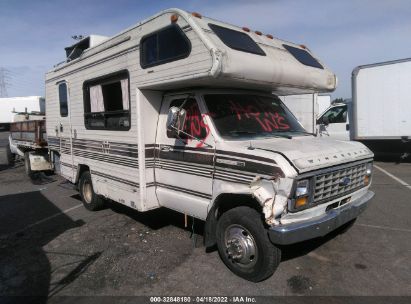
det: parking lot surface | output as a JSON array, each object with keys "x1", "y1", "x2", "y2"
[{"x1": 0, "y1": 146, "x2": 410, "y2": 298}]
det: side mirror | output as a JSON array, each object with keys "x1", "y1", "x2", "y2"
[{"x1": 166, "y1": 106, "x2": 187, "y2": 137}]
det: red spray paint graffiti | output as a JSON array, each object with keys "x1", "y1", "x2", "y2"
[
  {"x1": 229, "y1": 100, "x2": 290, "y2": 131},
  {"x1": 182, "y1": 102, "x2": 211, "y2": 148}
]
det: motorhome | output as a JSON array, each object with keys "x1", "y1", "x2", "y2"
[
  {"x1": 10, "y1": 9, "x2": 374, "y2": 282},
  {"x1": 317, "y1": 58, "x2": 411, "y2": 157}
]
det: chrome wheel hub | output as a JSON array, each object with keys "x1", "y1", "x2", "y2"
[
  {"x1": 83, "y1": 181, "x2": 93, "y2": 204},
  {"x1": 225, "y1": 225, "x2": 257, "y2": 267}
]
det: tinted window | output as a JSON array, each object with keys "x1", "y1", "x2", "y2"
[
  {"x1": 204, "y1": 94, "x2": 305, "y2": 139},
  {"x1": 283, "y1": 44, "x2": 323, "y2": 69},
  {"x1": 83, "y1": 71, "x2": 130, "y2": 131},
  {"x1": 58, "y1": 83, "x2": 68, "y2": 117},
  {"x1": 140, "y1": 24, "x2": 191, "y2": 68},
  {"x1": 319, "y1": 105, "x2": 347, "y2": 124},
  {"x1": 208, "y1": 23, "x2": 265, "y2": 56},
  {"x1": 167, "y1": 98, "x2": 208, "y2": 141}
]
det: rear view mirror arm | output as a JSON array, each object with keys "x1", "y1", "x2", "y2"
[{"x1": 169, "y1": 125, "x2": 212, "y2": 148}]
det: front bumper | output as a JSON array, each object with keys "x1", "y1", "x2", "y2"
[{"x1": 268, "y1": 190, "x2": 374, "y2": 245}]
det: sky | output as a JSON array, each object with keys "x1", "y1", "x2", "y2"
[{"x1": 1, "y1": 0, "x2": 410, "y2": 99}]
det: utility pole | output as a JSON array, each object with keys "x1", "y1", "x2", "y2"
[{"x1": 0, "y1": 67, "x2": 11, "y2": 98}]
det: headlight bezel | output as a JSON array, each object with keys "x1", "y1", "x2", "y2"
[{"x1": 289, "y1": 178, "x2": 314, "y2": 212}]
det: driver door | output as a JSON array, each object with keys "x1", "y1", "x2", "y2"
[
  {"x1": 154, "y1": 94, "x2": 215, "y2": 219},
  {"x1": 317, "y1": 104, "x2": 350, "y2": 141}
]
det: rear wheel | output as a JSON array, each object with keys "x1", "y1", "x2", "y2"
[
  {"x1": 216, "y1": 206, "x2": 281, "y2": 282},
  {"x1": 79, "y1": 171, "x2": 104, "y2": 211}
]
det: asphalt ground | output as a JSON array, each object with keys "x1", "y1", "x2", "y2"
[{"x1": 0, "y1": 133, "x2": 410, "y2": 302}]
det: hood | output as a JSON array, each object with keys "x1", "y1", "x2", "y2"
[{"x1": 232, "y1": 136, "x2": 373, "y2": 173}]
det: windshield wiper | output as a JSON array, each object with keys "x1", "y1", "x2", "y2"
[
  {"x1": 229, "y1": 130, "x2": 258, "y2": 136},
  {"x1": 230, "y1": 130, "x2": 292, "y2": 139},
  {"x1": 289, "y1": 130, "x2": 317, "y2": 137}
]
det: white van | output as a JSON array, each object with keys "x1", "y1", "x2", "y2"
[
  {"x1": 38, "y1": 9, "x2": 376, "y2": 281},
  {"x1": 317, "y1": 58, "x2": 411, "y2": 157}
]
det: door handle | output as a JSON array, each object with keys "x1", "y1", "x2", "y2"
[
  {"x1": 60, "y1": 123, "x2": 63, "y2": 132},
  {"x1": 160, "y1": 146, "x2": 171, "y2": 152}
]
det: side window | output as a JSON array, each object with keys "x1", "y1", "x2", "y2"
[
  {"x1": 58, "y1": 82, "x2": 68, "y2": 117},
  {"x1": 319, "y1": 105, "x2": 347, "y2": 124},
  {"x1": 140, "y1": 24, "x2": 191, "y2": 68},
  {"x1": 208, "y1": 23, "x2": 266, "y2": 56},
  {"x1": 167, "y1": 98, "x2": 208, "y2": 140},
  {"x1": 83, "y1": 71, "x2": 130, "y2": 131},
  {"x1": 283, "y1": 44, "x2": 323, "y2": 69}
]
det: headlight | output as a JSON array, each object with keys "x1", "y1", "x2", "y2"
[
  {"x1": 365, "y1": 162, "x2": 373, "y2": 176},
  {"x1": 295, "y1": 179, "x2": 309, "y2": 197},
  {"x1": 294, "y1": 179, "x2": 310, "y2": 209},
  {"x1": 364, "y1": 162, "x2": 373, "y2": 186}
]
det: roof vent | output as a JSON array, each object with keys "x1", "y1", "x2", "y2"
[{"x1": 65, "y1": 35, "x2": 109, "y2": 61}]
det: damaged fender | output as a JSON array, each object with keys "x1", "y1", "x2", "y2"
[{"x1": 250, "y1": 176, "x2": 294, "y2": 225}]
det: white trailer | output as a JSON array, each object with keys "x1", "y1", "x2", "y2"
[
  {"x1": 17, "y1": 8, "x2": 375, "y2": 281},
  {"x1": 279, "y1": 93, "x2": 331, "y2": 133},
  {"x1": 0, "y1": 96, "x2": 45, "y2": 129},
  {"x1": 317, "y1": 58, "x2": 411, "y2": 156}
]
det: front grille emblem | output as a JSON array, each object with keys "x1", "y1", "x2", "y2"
[{"x1": 339, "y1": 176, "x2": 351, "y2": 187}]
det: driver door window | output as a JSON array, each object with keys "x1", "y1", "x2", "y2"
[
  {"x1": 319, "y1": 105, "x2": 347, "y2": 124},
  {"x1": 167, "y1": 98, "x2": 209, "y2": 143}
]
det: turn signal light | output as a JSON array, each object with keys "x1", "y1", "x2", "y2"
[
  {"x1": 295, "y1": 197, "x2": 308, "y2": 208},
  {"x1": 191, "y1": 12, "x2": 202, "y2": 18},
  {"x1": 364, "y1": 175, "x2": 370, "y2": 186},
  {"x1": 170, "y1": 14, "x2": 179, "y2": 23}
]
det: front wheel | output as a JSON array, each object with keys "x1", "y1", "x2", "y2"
[
  {"x1": 216, "y1": 206, "x2": 281, "y2": 282},
  {"x1": 79, "y1": 171, "x2": 105, "y2": 211}
]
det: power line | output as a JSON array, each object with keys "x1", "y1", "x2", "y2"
[{"x1": 0, "y1": 67, "x2": 11, "y2": 97}]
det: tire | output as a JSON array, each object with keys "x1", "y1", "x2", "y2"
[
  {"x1": 216, "y1": 206, "x2": 281, "y2": 282},
  {"x1": 24, "y1": 152, "x2": 33, "y2": 177},
  {"x1": 78, "y1": 171, "x2": 105, "y2": 211},
  {"x1": 6, "y1": 144, "x2": 14, "y2": 166}
]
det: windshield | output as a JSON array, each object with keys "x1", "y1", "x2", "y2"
[{"x1": 204, "y1": 94, "x2": 305, "y2": 139}]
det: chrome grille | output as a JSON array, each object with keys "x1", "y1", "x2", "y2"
[{"x1": 313, "y1": 163, "x2": 367, "y2": 202}]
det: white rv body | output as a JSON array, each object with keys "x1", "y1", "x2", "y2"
[{"x1": 40, "y1": 8, "x2": 374, "y2": 281}]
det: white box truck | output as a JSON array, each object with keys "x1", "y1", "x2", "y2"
[
  {"x1": 280, "y1": 94, "x2": 330, "y2": 133},
  {"x1": 10, "y1": 8, "x2": 374, "y2": 281},
  {"x1": 317, "y1": 58, "x2": 411, "y2": 157}
]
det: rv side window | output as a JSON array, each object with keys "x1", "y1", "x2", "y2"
[
  {"x1": 58, "y1": 83, "x2": 68, "y2": 117},
  {"x1": 283, "y1": 44, "x2": 323, "y2": 69},
  {"x1": 208, "y1": 23, "x2": 266, "y2": 56},
  {"x1": 167, "y1": 98, "x2": 208, "y2": 140},
  {"x1": 140, "y1": 24, "x2": 191, "y2": 68},
  {"x1": 83, "y1": 71, "x2": 130, "y2": 131}
]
